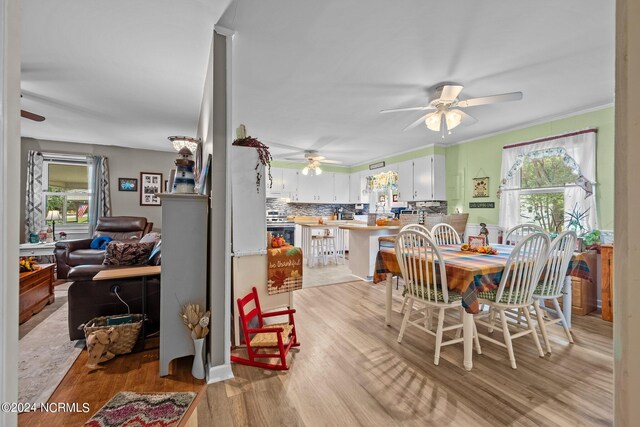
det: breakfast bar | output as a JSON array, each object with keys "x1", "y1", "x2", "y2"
[{"x1": 339, "y1": 224, "x2": 399, "y2": 280}]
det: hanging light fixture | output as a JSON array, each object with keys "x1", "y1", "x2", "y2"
[
  {"x1": 424, "y1": 110, "x2": 463, "y2": 135},
  {"x1": 445, "y1": 110, "x2": 462, "y2": 130},
  {"x1": 168, "y1": 136, "x2": 201, "y2": 152},
  {"x1": 425, "y1": 112, "x2": 443, "y2": 131},
  {"x1": 302, "y1": 160, "x2": 323, "y2": 176},
  {"x1": 302, "y1": 166, "x2": 310, "y2": 175}
]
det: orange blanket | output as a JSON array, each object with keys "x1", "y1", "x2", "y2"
[{"x1": 267, "y1": 245, "x2": 303, "y2": 295}]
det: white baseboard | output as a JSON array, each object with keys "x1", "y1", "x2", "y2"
[{"x1": 207, "y1": 363, "x2": 234, "y2": 384}]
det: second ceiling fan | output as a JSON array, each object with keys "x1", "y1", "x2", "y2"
[{"x1": 380, "y1": 84, "x2": 523, "y2": 137}]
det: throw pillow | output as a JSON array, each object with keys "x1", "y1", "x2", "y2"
[
  {"x1": 148, "y1": 241, "x2": 162, "y2": 266},
  {"x1": 140, "y1": 232, "x2": 161, "y2": 244},
  {"x1": 103, "y1": 242, "x2": 155, "y2": 266},
  {"x1": 90, "y1": 236, "x2": 113, "y2": 250}
]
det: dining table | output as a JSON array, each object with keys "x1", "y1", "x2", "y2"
[{"x1": 373, "y1": 243, "x2": 591, "y2": 371}]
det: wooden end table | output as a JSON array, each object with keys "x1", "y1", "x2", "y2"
[
  {"x1": 93, "y1": 266, "x2": 161, "y2": 346},
  {"x1": 19, "y1": 263, "x2": 55, "y2": 324}
]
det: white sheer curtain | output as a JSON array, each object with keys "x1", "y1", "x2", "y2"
[{"x1": 498, "y1": 130, "x2": 597, "y2": 232}]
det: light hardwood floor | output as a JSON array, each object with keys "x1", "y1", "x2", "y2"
[
  {"x1": 199, "y1": 280, "x2": 613, "y2": 426},
  {"x1": 18, "y1": 338, "x2": 205, "y2": 426}
]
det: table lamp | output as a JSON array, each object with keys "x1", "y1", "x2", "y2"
[{"x1": 45, "y1": 210, "x2": 62, "y2": 241}]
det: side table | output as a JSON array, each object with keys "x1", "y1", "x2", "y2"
[{"x1": 19, "y1": 263, "x2": 55, "y2": 324}]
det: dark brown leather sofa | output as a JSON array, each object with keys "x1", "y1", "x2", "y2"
[
  {"x1": 54, "y1": 216, "x2": 153, "y2": 279},
  {"x1": 66, "y1": 264, "x2": 161, "y2": 340}
]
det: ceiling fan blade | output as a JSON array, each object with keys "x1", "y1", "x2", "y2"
[
  {"x1": 403, "y1": 114, "x2": 428, "y2": 132},
  {"x1": 438, "y1": 85, "x2": 464, "y2": 102},
  {"x1": 264, "y1": 141, "x2": 304, "y2": 152},
  {"x1": 320, "y1": 159, "x2": 342, "y2": 164},
  {"x1": 21, "y1": 110, "x2": 45, "y2": 122},
  {"x1": 284, "y1": 157, "x2": 308, "y2": 162},
  {"x1": 457, "y1": 91, "x2": 523, "y2": 108},
  {"x1": 380, "y1": 106, "x2": 432, "y2": 114}
]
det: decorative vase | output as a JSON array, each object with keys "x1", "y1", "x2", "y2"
[{"x1": 192, "y1": 338, "x2": 206, "y2": 380}]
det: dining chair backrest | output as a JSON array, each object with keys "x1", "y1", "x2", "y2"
[
  {"x1": 504, "y1": 223, "x2": 545, "y2": 245},
  {"x1": 495, "y1": 232, "x2": 551, "y2": 305},
  {"x1": 431, "y1": 223, "x2": 462, "y2": 245},
  {"x1": 400, "y1": 223, "x2": 433, "y2": 237},
  {"x1": 395, "y1": 230, "x2": 450, "y2": 304},
  {"x1": 536, "y1": 230, "x2": 577, "y2": 297}
]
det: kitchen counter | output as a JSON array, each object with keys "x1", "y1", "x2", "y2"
[
  {"x1": 338, "y1": 224, "x2": 399, "y2": 231},
  {"x1": 341, "y1": 225, "x2": 398, "y2": 280}
]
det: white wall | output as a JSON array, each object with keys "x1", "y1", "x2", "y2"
[
  {"x1": 1, "y1": 0, "x2": 21, "y2": 424},
  {"x1": 20, "y1": 137, "x2": 176, "y2": 240}
]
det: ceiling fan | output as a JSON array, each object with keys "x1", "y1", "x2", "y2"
[
  {"x1": 380, "y1": 84, "x2": 522, "y2": 138},
  {"x1": 20, "y1": 94, "x2": 45, "y2": 122},
  {"x1": 284, "y1": 150, "x2": 342, "y2": 176}
]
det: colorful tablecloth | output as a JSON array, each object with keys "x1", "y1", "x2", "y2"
[
  {"x1": 373, "y1": 244, "x2": 591, "y2": 313},
  {"x1": 267, "y1": 246, "x2": 303, "y2": 295}
]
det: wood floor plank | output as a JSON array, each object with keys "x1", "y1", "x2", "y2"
[{"x1": 199, "y1": 280, "x2": 613, "y2": 427}]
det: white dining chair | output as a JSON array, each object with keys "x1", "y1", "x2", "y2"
[
  {"x1": 395, "y1": 230, "x2": 481, "y2": 366},
  {"x1": 531, "y1": 230, "x2": 577, "y2": 353},
  {"x1": 399, "y1": 224, "x2": 433, "y2": 314},
  {"x1": 504, "y1": 223, "x2": 545, "y2": 245},
  {"x1": 400, "y1": 223, "x2": 433, "y2": 236},
  {"x1": 474, "y1": 232, "x2": 550, "y2": 369},
  {"x1": 431, "y1": 223, "x2": 462, "y2": 245}
]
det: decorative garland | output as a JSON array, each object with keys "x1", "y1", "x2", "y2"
[{"x1": 232, "y1": 125, "x2": 272, "y2": 193}]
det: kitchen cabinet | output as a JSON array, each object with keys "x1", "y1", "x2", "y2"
[
  {"x1": 349, "y1": 171, "x2": 365, "y2": 203},
  {"x1": 396, "y1": 155, "x2": 446, "y2": 201},
  {"x1": 297, "y1": 171, "x2": 333, "y2": 202},
  {"x1": 396, "y1": 160, "x2": 414, "y2": 202},
  {"x1": 281, "y1": 168, "x2": 299, "y2": 200},
  {"x1": 333, "y1": 173, "x2": 350, "y2": 203},
  {"x1": 265, "y1": 168, "x2": 284, "y2": 198}
]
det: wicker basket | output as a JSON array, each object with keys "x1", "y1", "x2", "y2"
[{"x1": 83, "y1": 314, "x2": 143, "y2": 355}]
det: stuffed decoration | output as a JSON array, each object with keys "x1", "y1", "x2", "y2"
[{"x1": 86, "y1": 327, "x2": 120, "y2": 370}]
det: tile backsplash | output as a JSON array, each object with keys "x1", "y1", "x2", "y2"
[{"x1": 266, "y1": 199, "x2": 447, "y2": 217}]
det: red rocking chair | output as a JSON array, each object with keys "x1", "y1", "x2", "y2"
[{"x1": 231, "y1": 287, "x2": 300, "y2": 370}]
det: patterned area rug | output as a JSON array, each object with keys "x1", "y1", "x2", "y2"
[
  {"x1": 84, "y1": 392, "x2": 196, "y2": 427},
  {"x1": 19, "y1": 299, "x2": 84, "y2": 406}
]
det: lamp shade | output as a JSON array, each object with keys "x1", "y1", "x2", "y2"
[
  {"x1": 168, "y1": 136, "x2": 200, "y2": 152},
  {"x1": 46, "y1": 210, "x2": 62, "y2": 221}
]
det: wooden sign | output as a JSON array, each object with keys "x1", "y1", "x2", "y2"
[
  {"x1": 369, "y1": 161, "x2": 385, "y2": 170},
  {"x1": 469, "y1": 202, "x2": 495, "y2": 209}
]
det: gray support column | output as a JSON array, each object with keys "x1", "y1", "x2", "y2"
[
  {"x1": 0, "y1": 0, "x2": 21, "y2": 424},
  {"x1": 207, "y1": 27, "x2": 235, "y2": 383},
  {"x1": 615, "y1": 0, "x2": 640, "y2": 424}
]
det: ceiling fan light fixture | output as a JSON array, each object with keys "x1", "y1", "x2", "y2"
[
  {"x1": 445, "y1": 110, "x2": 462, "y2": 130},
  {"x1": 302, "y1": 166, "x2": 310, "y2": 175},
  {"x1": 316, "y1": 166, "x2": 322, "y2": 175},
  {"x1": 425, "y1": 112, "x2": 442, "y2": 132},
  {"x1": 168, "y1": 136, "x2": 201, "y2": 152}
]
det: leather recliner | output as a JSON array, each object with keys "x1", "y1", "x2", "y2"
[{"x1": 54, "y1": 216, "x2": 153, "y2": 279}]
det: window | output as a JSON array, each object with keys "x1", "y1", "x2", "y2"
[
  {"x1": 518, "y1": 155, "x2": 577, "y2": 232},
  {"x1": 42, "y1": 158, "x2": 91, "y2": 227}
]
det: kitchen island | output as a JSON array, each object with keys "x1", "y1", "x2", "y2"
[{"x1": 339, "y1": 224, "x2": 399, "y2": 280}]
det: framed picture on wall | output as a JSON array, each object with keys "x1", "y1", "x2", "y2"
[
  {"x1": 473, "y1": 177, "x2": 489, "y2": 198},
  {"x1": 140, "y1": 172, "x2": 163, "y2": 206},
  {"x1": 118, "y1": 178, "x2": 138, "y2": 192}
]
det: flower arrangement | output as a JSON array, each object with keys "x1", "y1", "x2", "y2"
[
  {"x1": 19, "y1": 256, "x2": 40, "y2": 273},
  {"x1": 180, "y1": 304, "x2": 211, "y2": 340}
]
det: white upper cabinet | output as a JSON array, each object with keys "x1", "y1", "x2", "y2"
[
  {"x1": 297, "y1": 172, "x2": 316, "y2": 202},
  {"x1": 349, "y1": 170, "x2": 361, "y2": 203},
  {"x1": 395, "y1": 155, "x2": 446, "y2": 201},
  {"x1": 396, "y1": 160, "x2": 414, "y2": 202},
  {"x1": 316, "y1": 172, "x2": 334, "y2": 202},
  {"x1": 281, "y1": 168, "x2": 299, "y2": 200},
  {"x1": 265, "y1": 168, "x2": 283, "y2": 198},
  {"x1": 413, "y1": 156, "x2": 432, "y2": 201},
  {"x1": 333, "y1": 173, "x2": 350, "y2": 203}
]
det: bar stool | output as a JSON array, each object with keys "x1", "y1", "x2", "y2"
[
  {"x1": 323, "y1": 235, "x2": 338, "y2": 265},
  {"x1": 310, "y1": 235, "x2": 325, "y2": 267}
]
